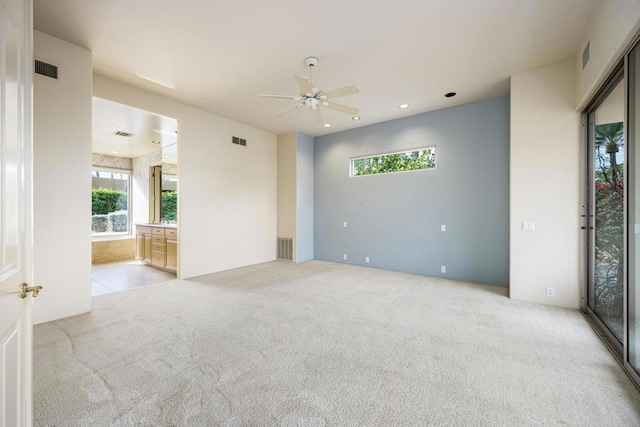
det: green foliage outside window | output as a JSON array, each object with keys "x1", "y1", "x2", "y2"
[
  {"x1": 92, "y1": 188, "x2": 127, "y2": 215},
  {"x1": 162, "y1": 191, "x2": 177, "y2": 221},
  {"x1": 352, "y1": 148, "x2": 436, "y2": 176},
  {"x1": 594, "y1": 122, "x2": 624, "y2": 340}
]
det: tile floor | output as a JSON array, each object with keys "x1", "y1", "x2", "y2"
[{"x1": 92, "y1": 260, "x2": 176, "y2": 296}]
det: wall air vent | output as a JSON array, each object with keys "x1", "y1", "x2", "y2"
[
  {"x1": 277, "y1": 237, "x2": 293, "y2": 261},
  {"x1": 34, "y1": 59, "x2": 58, "y2": 79},
  {"x1": 115, "y1": 131, "x2": 135, "y2": 137},
  {"x1": 232, "y1": 136, "x2": 247, "y2": 146}
]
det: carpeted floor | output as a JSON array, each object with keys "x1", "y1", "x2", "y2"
[{"x1": 34, "y1": 260, "x2": 640, "y2": 426}]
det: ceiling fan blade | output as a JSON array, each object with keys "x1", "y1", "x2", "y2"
[
  {"x1": 295, "y1": 76, "x2": 314, "y2": 96},
  {"x1": 319, "y1": 85, "x2": 360, "y2": 100},
  {"x1": 274, "y1": 102, "x2": 305, "y2": 118},
  {"x1": 321, "y1": 101, "x2": 359, "y2": 116},
  {"x1": 259, "y1": 94, "x2": 302, "y2": 100},
  {"x1": 311, "y1": 106, "x2": 323, "y2": 124}
]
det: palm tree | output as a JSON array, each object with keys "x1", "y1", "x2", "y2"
[{"x1": 595, "y1": 122, "x2": 624, "y2": 187}]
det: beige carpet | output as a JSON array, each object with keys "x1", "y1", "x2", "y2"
[{"x1": 34, "y1": 260, "x2": 640, "y2": 426}]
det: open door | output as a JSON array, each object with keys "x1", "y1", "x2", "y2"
[{"x1": 0, "y1": 0, "x2": 35, "y2": 425}]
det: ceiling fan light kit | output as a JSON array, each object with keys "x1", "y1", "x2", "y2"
[{"x1": 259, "y1": 56, "x2": 360, "y2": 126}]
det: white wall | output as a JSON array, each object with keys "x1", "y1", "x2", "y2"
[
  {"x1": 93, "y1": 75, "x2": 277, "y2": 278},
  {"x1": 33, "y1": 31, "x2": 92, "y2": 324},
  {"x1": 510, "y1": 60, "x2": 581, "y2": 309},
  {"x1": 576, "y1": 0, "x2": 640, "y2": 109},
  {"x1": 277, "y1": 132, "x2": 297, "y2": 250},
  {"x1": 276, "y1": 131, "x2": 314, "y2": 263}
]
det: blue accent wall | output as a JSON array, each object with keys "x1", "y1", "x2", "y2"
[{"x1": 314, "y1": 96, "x2": 510, "y2": 286}]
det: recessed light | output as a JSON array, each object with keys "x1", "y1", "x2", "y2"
[
  {"x1": 352, "y1": 116, "x2": 361, "y2": 121},
  {"x1": 445, "y1": 92, "x2": 457, "y2": 98},
  {"x1": 111, "y1": 150, "x2": 119, "y2": 154},
  {"x1": 152, "y1": 140, "x2": 161, "y2": 144},
  {"x1": 321, "y1": 101, "x2": 329, "y2": 107},
  {"x1": 323, "y1": 123, "x2": 331, "y2": 128},
  {"x1": 399, "y1": 103, "x2": 409, "y2": 109}
]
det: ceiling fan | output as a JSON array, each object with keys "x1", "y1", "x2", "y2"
[{"x1": 259, "y1": 57, "x2": 360, "y2": 125}]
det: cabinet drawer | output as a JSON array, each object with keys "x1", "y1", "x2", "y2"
[
  {"x1": 152, "y1": 243, "x2": 165, "y2": 253},
  {"x1": 152, "y1": 254, "x2": 165, "y2": 267},
  {"x1": 152, "y1": 236, "x2": 165, "y2": 244},
  {"x1": 152, "y1": 227, "x2": 165, "y2": 236},
  {"x1": 165, "y1": 228, "x2": 177, "y2": 238}
]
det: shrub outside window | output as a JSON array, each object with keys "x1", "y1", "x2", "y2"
[
  {"x1": 351, "y1": 146, "x2": 436, "y2": 176},
  {"x1": 91, "y1": 168, "x2": 131, "y2": 235}
]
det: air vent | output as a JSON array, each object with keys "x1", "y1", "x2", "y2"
[
  {"x1": 232, "y1": 136, "x2": 247, "y2": 146},
  {"x1": 115, "y1": 131, "x2": 135, "y2": 137},
  {"x1": 34, "y1": 59, "x2": 58, "y2": 80},
  {"x1": 277, "y1": 237, "x2": 293, "y2": 261},
  {"x1": 582, "y1": 41, "x2": 590, "y2": 70}
]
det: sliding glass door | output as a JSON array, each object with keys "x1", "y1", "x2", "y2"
[
  {"x1": 586, "y1": 36, "x2": 640, "y2": 386},
  {"x1": 628, "y1": 39, "x2": 640, "y2": 376},
  {"x1": 587, "y1": 74, "x2": 625, "y2": 351}
]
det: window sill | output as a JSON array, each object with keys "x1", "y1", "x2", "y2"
[{"x1": 92, "y1": 234, "x2": 135, "y2": 243}]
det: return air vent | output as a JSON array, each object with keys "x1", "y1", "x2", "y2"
[
  {"x1": 115, "y1": 131, "x2": 135, "y2": 137},
  {"x1": 232, "y1": 136, "x2": 247, "y2": 146},
  {"x1": 34, "y1": 59, "x2": 58, "y2": 79},
  {"x1": 277, "y1": 237, "x2": 293, "y2": 261}
]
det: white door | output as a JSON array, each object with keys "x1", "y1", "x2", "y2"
[{"x1": 0, "y1": 0, "x2": 34, "y2": 425}]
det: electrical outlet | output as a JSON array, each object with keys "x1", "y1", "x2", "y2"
[
  {"x1": 441, "y1": 265, "x2": 446, "y2": 273},
  {"x1": 546, "y1": 287, "x2": 555, "y2": 297},
  {"x1": 343, "y1": 221, "x2": 347, "y2": 228},
  {"x1": 441, "y1": 224, "x2": 446, "y2": 232},
  {"x1": 343, "y1": 254, "x2": 347, "y2": 261},
  {"x1": 365, "y1": 256, "x2": 370, "y2": 263}
]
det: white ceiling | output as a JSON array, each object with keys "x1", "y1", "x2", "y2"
[
  {"x1": 34, "y1": 0, "x2": 598, "y2": 137},
  {"x1": 93, "y1": 97, "x2": 178, "y2": 163}
]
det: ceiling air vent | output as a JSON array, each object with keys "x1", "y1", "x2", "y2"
[
  {"x1": 115, "y1": 131, "x2": 135, "y2": 137},
  {"x1": 232, "y1": 136, "x2": 247, "y2": 147},
  {"x1": 34, "y1": 59, "x2": 58, "y2": 80}
]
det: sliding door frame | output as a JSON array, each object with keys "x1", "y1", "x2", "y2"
[
  {"x1": 582, "y1": 30, "x2": 640, "y2": 389},
  {"x1": 583, "y1": 63, "x2": 625, "y2": 361},
  {"x1": 624, "y1": 38, "x2": 640, "y2": 388}
]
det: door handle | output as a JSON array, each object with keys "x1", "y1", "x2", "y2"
[{"x1": 21, "y1": 283, "x2": 43, "y2": 299}]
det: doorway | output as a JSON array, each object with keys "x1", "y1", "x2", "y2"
[{"x1": 91, "y1": 98, "x2": 179, "y2": 295}]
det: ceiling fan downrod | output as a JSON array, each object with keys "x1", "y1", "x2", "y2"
[{"x1": 305, "y1": 56, "x2": 318, "y2": 88}]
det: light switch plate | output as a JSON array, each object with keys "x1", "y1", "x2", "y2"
[
  {"x1": 441, "y1": 224, "x2": 446, "y2": 232},
  {"x1": 522, "y1": 221, "x2": 535, "y2": 231}
]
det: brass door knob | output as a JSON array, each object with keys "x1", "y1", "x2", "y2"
[{"x1": 21, "y1": 283, "x2": 43, "y2": 299}]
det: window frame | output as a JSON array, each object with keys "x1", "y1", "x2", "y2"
[
  {"x1": 349, "y1": 145, "x2": 437, "y2": 177},
  {"x1": 91, "y1": 166, "x2": 132, "y2": 237}
]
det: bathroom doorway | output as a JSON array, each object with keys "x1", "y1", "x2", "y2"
[{"x1": 91, "y1": 97, "x2": 179, "y2": 295}]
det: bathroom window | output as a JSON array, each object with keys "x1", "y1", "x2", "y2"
[{"x1": 91, "y1": 168, "x2": 131, "y2": 235}]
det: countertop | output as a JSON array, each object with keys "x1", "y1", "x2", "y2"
[{"x1": 135, "y1": 223, "x2": 178, "y2": 229}]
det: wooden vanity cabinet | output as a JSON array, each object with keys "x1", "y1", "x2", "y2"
[
  {"x1": 135, "y1": 224, "x2": 177, "y2": 274},
  {"x1": 165, "y1": 228, "x2": 178, "y2": 272}
]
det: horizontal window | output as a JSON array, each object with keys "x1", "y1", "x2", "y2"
[{"x1": 351, "y1": 146, "x2": 436, "y2": 176}]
